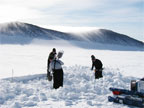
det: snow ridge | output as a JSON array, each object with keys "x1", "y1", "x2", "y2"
[{"x1": 0, "y1": 66, "x2": 137, "y2": 108}]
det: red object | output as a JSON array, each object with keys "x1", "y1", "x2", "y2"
[{"x1": 112, "y1": 91, "x2": 122, "y2": 95}]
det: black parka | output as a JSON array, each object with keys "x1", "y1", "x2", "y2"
[{"x1": 91, "y1": 59, "x2": 103, "y2": 70}]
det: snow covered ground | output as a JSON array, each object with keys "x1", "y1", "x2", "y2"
[{"x1": 0, "y1": 40, "x2": 144, "y2": 108}]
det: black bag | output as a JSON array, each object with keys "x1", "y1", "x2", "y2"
[{"x1": 47, "y1": 72, "x2": 52, "y2": 81}]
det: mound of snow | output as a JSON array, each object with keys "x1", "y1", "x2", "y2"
[{"x1": 0, "y1": 66, "x2": 138, "y2": 108}]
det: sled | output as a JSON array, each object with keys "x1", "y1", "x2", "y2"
[
  {"x1": 108, "y1": 95, "x2": 144, "y2": 107},
  {"x1": 110, "y1": 87, "x2": 144, "y2": 98},
  {"x1": 108, "y1": 87, "x2": 144, "y2": 107}
]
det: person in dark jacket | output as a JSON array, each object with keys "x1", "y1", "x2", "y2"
[
  {"x1": 91, "y1": 55, "x2": 103, "y2": 79},
  {"x1": 49, "y1": 52, "x2": 64, "y2": 89},
  {"x1": 47, "y1": 48, "x2": 56, "y2": 80}
]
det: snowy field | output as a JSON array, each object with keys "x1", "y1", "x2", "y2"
[{"x1": 0, "y1": 40, "x2": 144, "y2": 108}]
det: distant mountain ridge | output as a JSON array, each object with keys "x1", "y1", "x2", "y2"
[
  {"x1": 0, "y1": 22, "x2": 78, "y2": 40},
  {"x1": 80, "y1": 29, "x2": 144, "y2": 47},
  {"x1": 0, "y1": 22, "x2": 143, "y2": 48}
]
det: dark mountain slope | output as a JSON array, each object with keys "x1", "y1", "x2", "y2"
[{"x1": 0, "y1": 22, "x2": 143, "y2": 48}]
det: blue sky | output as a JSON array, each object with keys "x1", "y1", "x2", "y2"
[{"x1": 0, "y1": 0, "x2": 143, "y2": 41}]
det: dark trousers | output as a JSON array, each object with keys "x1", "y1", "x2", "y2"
[
  {"x1": 47, "y1": 60, "x2": 50, "y2": 70},
  {"x1": 53, "y1": 68, "x2": 63, "y2": 89},
  {"x1": 95, "y1": 69, "x2": 103, "y2": 79}
]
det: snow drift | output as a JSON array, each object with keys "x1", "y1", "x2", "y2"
[{"x1": 0, "y1": 66, "x2": 138, "y2": 108}]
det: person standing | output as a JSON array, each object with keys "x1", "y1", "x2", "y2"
[
  {"x1": 49, "y1": 51, "x2": 64, "y2": 89},
  {"x1": 91, "y1": 55, "x2": 103, "y2": 79},
  {"x1": 47, "y1": 48, "x2": 56, "y2": 81}
]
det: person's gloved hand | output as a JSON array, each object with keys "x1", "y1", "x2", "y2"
[{"x1": 47, "y1": 71, "x2": 52, "y2": 81}]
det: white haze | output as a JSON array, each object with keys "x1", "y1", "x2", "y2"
[
  {"x1": 0, "y1": 40, "x2": 143, "y2": 79},
  {"x1": 41, "y1": 25, "x2": 100, "y2": 33}
]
